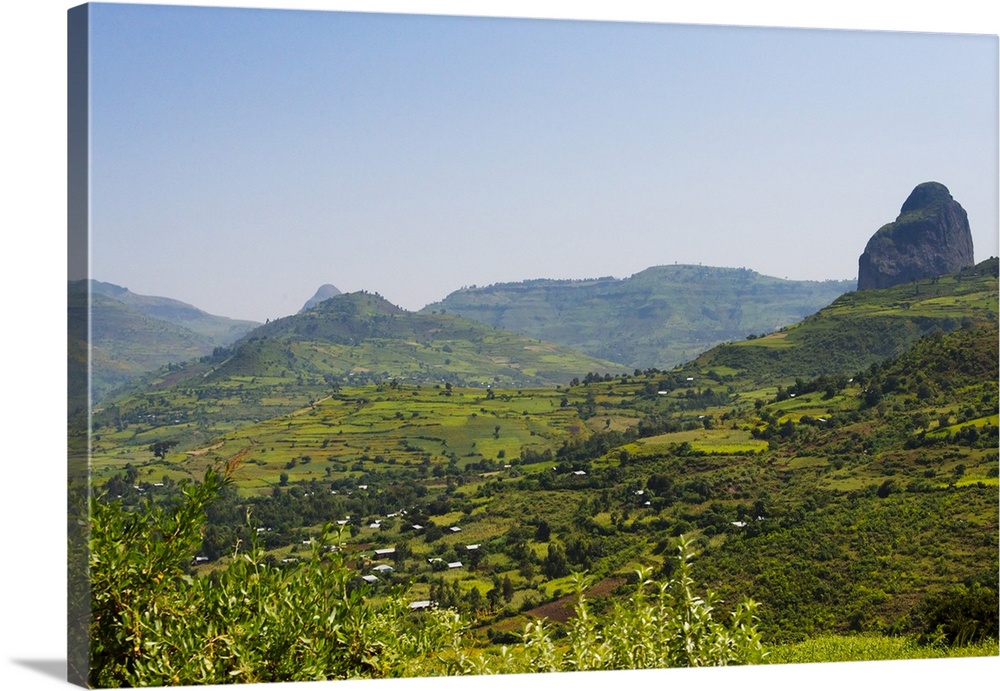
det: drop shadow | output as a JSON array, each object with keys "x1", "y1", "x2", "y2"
[{"x1": 11, "y1": 659, "x2": 66, "y2": 682}]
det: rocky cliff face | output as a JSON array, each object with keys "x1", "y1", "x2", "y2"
[{"x1": 857, "y1": 182, "x2": 974, "y2": 290}]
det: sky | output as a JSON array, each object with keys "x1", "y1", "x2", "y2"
[
  {"x1": 2, "y1": 4, "x2": 999, "y2": 691},
  {"x1": 80, "y1": 1, "x2": 999, "y2": 322}
]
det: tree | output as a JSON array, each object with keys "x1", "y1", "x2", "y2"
[
  {"x1": 148, "y1": 441, "x2": 178, "y2": 459},
  {"x1": 543, "y1": 543, "x2": 569, "y2": 579},
  {"x1": 534, "y1": 520, "x2": 551, "y2": 542},
  {"x1": 502, "y1": 575, "x2": 515, "y2": 603}
]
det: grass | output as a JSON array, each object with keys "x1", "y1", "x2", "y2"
[
  {"x1": 766, "y1": 634, "x2": 999, "y2": 664},
  {"x1": 635, "y1": 428, "x2": 769, "y2": 454}
]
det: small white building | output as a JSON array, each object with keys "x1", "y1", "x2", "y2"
[{"x1": 447, "y1": 561, "x2": 463, "y2": 569}]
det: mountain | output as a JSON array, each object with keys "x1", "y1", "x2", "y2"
[
  {"x1": 300, "y1": 283, "x2": 342, "y2": 312},
  {"x1": 858, "y1": 182, "x2": 975, "y2": 290},
  {"x1": 87, "y1": 280, "x2": 259, "y2": 344},
  {"x1": 422, "y1": 265, "x2": 854, "y2": 369},
  {"x1": 69, "y1": 280, "x2": 260, "y2": 401},
  {"x1": 207, "y1": 290, "x2": 623, "y2": 389},
  {"x1": 689, "y1": 257, "x2": 998, "y2": 387},
  {"x1": 89, "y1": 291, "x2": 626, "y2": 444}
]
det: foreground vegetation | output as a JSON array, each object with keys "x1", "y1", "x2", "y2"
[{"x1": 88, "y1": 457, "x2": 766, "y2": 686}]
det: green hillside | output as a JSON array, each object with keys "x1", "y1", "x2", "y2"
[
  {"x1": 208, "y1": 290, "x2": 624, "y2": 389},
  {"x1": 69, "y1": 280, "x2": 259, "y2": 401},
  {"x1": 70, "y1": 289, "x2": 221, "y2": 402},
  {"x1": 423, "y1": 265, "x2": 854, "y2": 368},
  {"x1": 690, "y1": 258, "x2": 998, "y2": 387},
  {"x1": 87, "y1": 279, "x2": 260, "y2": 344},
  {"x1": 88, "y1": 291, "x2": 625, "y2": 451},
  {"x1": 93, "y1": 264, "x2": 1000, "y2": 656},
  {"x1": 84, "y1": 261, "x2": 998, "y2": 680}
]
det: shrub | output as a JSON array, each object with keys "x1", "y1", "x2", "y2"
[{"x1": 917, "y1": 579, "x2": 999, "y2": 646}]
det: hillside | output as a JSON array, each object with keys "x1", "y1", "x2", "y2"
[
  {"x1": 689, "y1": 258, "x2": 998, "y2": 387},
  {"x1": 70, "y1": 280, "x2": 260, "y2": 401},
  {"x1": 89, "y1": 291, "x2": 625, "y2": 448},
  {"x1": 422, "y1": 265, "x2": 854, "y2": 368},
  {"x1": 87, "y1": 280, "x2": 260, "y2": 344},
  {"x1": 84, "y1": 260, "x2": 998, "y2": 667},
  {"x1": 207, "y1": 290, "x2": 624, "y2": 389},
  {"x1": 88, "y1": 316, "x2": 998, "y2": 650}
]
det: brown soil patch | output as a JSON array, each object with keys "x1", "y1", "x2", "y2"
[{"x1": 524, "y1": 577, "x2": 626, "y2": 624}]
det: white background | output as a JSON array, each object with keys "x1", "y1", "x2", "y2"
[{"x1": 1, "y1": 2, "x2": 997, "y2": 690}]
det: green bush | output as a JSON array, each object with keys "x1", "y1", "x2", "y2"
[{"x1": 917, "y1": 578, "x2": 999, "y2": 646}]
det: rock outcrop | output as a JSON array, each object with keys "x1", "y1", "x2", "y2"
[
  {"x1": 300, "y1": 284, "x2": 342, "y2": 312},
  {"x1": 857, "y1": 182, "x2": 974, "y2": 290}
]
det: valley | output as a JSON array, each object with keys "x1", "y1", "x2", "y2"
[{"x1": 83, "y1": 259, "x2": 999, "y2": 667}]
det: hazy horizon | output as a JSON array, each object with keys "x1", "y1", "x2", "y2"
[
  {"x1": 85, "y1": 3, "x2": 999, "y2": 322},
  {"x1": 87, "y1": 259, "x2": 864, "y2": 322}
]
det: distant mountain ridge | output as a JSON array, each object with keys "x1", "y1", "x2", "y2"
[
  {"x1": 207, "y1": 290, "x2": 623, "y2": 388},
  {"x1": 423, "y1": 265, "x2": 855, "y2": 369},
  {"x1": 85, "y1": 279, "x2": 260, "y2": 344},
  {"x1": 69, "y1": 280, "x2": 260, "y2": 401}
]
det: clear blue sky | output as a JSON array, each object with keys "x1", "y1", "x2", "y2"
[{"x1": 85, "y1": 1, "x2": 999, "y2": 322}]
